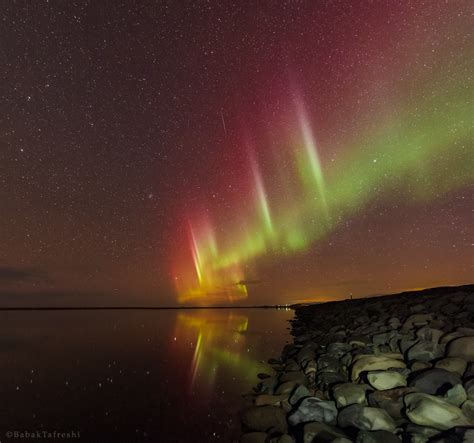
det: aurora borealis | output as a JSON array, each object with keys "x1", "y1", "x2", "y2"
[
  {"x1": 1, "y1": 1, "x2": 472, "y2": 307},
  {"x1": 172, "y1": 2, "x2": 473, "y2": 304}
]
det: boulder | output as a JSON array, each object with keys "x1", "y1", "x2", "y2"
[
  {"x1": 337, "y1": 404, "x2": 396, "y2": 431},
  {"x1": 366, "y1": 371, "x2": 407, "y2": 390},
  {"x1": 276, "y1": 381, "x2": 299, "y2": 395},
  {"x1": 368, "y1": 387, "x2": 416, "y2": 419},
  {"x1": 442, "y1": 384, "x2": 467, "y2": 407},
  {"x1": 434, "y1": 357, "x2": 467, "y2": 376},
  {"x1": 446, "y1": 336, "x2": 474, "y2": 361},
  {"x1": 288, "y1": 397, "x2": 338, "y2": 426},
  {"x1": 404, "y1": 393, "x2": 472, "y2": 430},
  {"x1": 333, "y1": 383, "x2": 369, "y2": 408},
  {"x1": 409, "y1": 368, "x2": 461, "y2": 395},
  {"x1": 303, "y1": 422, "x2": 347, "y2": 443},
  {"x1": 415, "y1": 327, "x2": 444, "y2": 343},
  {"x1": 406, "y1": 340, "x2": 445, "y2": 362},
  {"x1": 280, "y1": 371, "x2": 306, "y2": 384},
  {"x1": 352, "y1": 356, "x2": 405, "y2": 381},
  {"x1": 289, "y1": 384, "x2": 311, "y2": 406}
]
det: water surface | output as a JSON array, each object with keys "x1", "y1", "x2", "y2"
[{"x1": 0, "y1": 308, "x2": 292, "y2": 442}]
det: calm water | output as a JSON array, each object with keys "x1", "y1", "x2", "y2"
[{"x1": 0, "y1": 308, "x2": 292, "y2": 442}]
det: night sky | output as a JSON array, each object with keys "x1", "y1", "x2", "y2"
[{"x1": 1, "y1": 1, "x2": 472, "y2": 307}]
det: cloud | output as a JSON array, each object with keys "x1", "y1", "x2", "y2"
[{"x1": 0, "y1": 266, "x2": 52, "y2": 286}]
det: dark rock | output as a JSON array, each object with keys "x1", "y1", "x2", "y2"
[
  {"x1": 332, "y1": 383, "x2": 369, "y2": 408},
  {"x1": 404, "y1": 393, "x2": 472, "y2": 430},
  {"x1": 409, "y1": 368, "x2": 461, "y2": 395},
  {"x1": 303, "y1": 422, "x2": 347, "y2": 443},
  {"x1": 447, "y1": 336, "x2": 474, "y2": 361},
  {"x1": 337, "y1": 404, "x2": 396, "y2": 431},
  {"x1": 288, "y1": 397, "x2": 338, "y2": 426},
  {"x1": 368, "y1": 387, "x2": 417, "y2": 419},
  {"x1": 289, "y1": 384, "x2": 311, "y2": 406},
  {"x1": 316, "y1": 371, "x2": 347, "y2": 389},
  {"x1": 406, "y1": 340, "x2": 445, "y2": 362},
  {"x1": 356, "y1": 430, "x2": 401, "y2": 443}
]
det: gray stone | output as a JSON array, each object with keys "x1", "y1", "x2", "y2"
[
  {"x1": 303, "y1": 422, "x2": 347, "y2": 443},
  {"x1": 434, "y1": 357, "x2": 467, "y2": 376},
  {"x1": 461, "y1": 399, "x2": 474, "y2": 421},
  {"x1": 337, "y1": 404, "x2": 396, "y2": 431},
  {"x1": 447, "y1": 336, "x2": 474, "y2": 361},
  {"x1": 367, "y1": 371, "x2": 407, "y2": 390},
  {"x1": 333, "y1": 383, "x2": 368, "y2": 408},
  {"x1": 289, "y1": 384, "x2": 311, "y2": 406},
  {"x1": 241, "y1": 405, "x2": 288, "y2": 434},
  {"x1": 465, "y1": 379, "x2": 474, "y2": 401},
  {"x1": 368, "y1": 387, "x2": 416, "y2": 419},
  {"x1": 415, "y1": 327, "x2": 444, "y2": 343},
  {"x1": 316, "y1": 371, "x2": 347, "y2": 389},
  {"x1": 443, "y1": 384, "x2": 467, "y2": 406},
  {"x1": 288, "y1": 397, "x2": 338, "y2": 426},
  {"x1": 406, "y1": 340, "x2": 445, "y2": 362},
  {"x1": 327, "y1": 342, "x2": 353, "y2": 358},
  {"x1": 409, "y1": 368, "x2": 461, "y2": 395},
  {"x1": 318, "y1": 355, "x2": 343, "y2": 373},
  {"x1": 352, "y1": 355, "x2": 405, "y2": 381},
  {"x1": 404, "y1": 393, "x2": 472, "y2": 430},
  {"x1": 410, "y1": 361, "x2": 431, "y2": 372}
]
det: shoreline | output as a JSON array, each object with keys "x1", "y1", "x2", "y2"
[{"x1": 240, "y1": 284, "x2": 474, "y2": 442}]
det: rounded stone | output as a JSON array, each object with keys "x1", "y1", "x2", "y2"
[
  {"x1": 367, "y1": 371, "x2": 407, "y2": 390},
  {"x1": 447, "y1": 336, "x2": 474, "y2": 361}
]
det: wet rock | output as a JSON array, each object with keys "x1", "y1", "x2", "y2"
[
  {"x1": 288, "y1": 397, "x2": 338, "y2": 426},
  {"x1": 289, "y1": 384, "x2": 311, "y2": 406},
  {"x1": 241, "y1": 405, "x2": 288, "y2": 434},
  {"x1": 406, "y1": 341, "x2": 445, "y2": 362},
  {"x1": 303, "y1": 422, "x2": 347, "y2": 443},
  {"x1": 367, "y1": 371, "x2": 407, "y2": 390},
  {"x1": 409, "y1": 368, "x2": 461, "y2": 395},
  {"x1": 434, "y1": 357, "x2": 466, "y2": 376},
  {"x1": 333, "y1": 383, "x2": 369, "y2": 408},
  {"x1": 352, "y1": 355, "x2": 406, "y2": 381},
  {"x1": 356, "y1": 430, "x2": 401, "y2": 443},
  {"x1": 337, "y1": 404, "x2": 396, "y2": 431},
  {"x1": 446, "y1": 336, "x2": 474, "y2": 361},
  {"x1": 241, "y1": 432, "x2": 268, "y2": 443},
  {"x1": 404, "y1": 393, "x2": 472, "y2": 430}
]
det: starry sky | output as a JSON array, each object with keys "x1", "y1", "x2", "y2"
[{"x1": 1, "y1": 1, "x2": 472, "y2": 307}]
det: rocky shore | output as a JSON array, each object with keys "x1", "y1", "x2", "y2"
[{"x1": 240, "y1": 285, "x2": 474, "y2": 443}]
